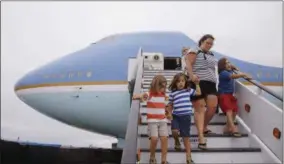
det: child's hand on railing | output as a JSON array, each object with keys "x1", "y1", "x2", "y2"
[
  {"x1": 243, "y1": 74, "x2": 252, "y2": 80},
  {"x1": 132, "y1": 94, "x2": 141, "y2": 100},
  {"x1": 141, "y1": 93, "x2": 148, "y2": 101}
]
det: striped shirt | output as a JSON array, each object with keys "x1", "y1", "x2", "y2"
[
  {"x1": 169, "y1": 89, "x2": 196, "y2": 116},
  {"x1": 145, "y1": 92, "x2": 167, "y2": 123},
  {"x1": 183, "y1": 47, "x2": 217, "y2": 83}
]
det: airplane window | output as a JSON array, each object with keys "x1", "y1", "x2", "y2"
[
  {"x1": 86, "y1": 71, "x2": 92, "y2": 78},
  {"x1": 69, "y1": 73, "x2": 74, "y2": 78}
]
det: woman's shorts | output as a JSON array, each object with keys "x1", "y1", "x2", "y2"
[
  {"x1": 189, "y1": 80, "x2": 217, "y2": 101},
  {"x1": 218, "y1": 93, "x2": 238, "y2": 113}
]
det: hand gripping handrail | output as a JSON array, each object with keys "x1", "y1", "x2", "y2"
[{"x1": 233, "y1": 70, "x2": 283, "y2": 102}]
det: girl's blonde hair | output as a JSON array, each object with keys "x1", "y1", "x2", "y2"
[{"x1": 149, "y1": 75, "x2": 167, "y2": 93}]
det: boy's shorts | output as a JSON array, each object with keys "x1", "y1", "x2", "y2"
[
  {"x1": 218, "y1": 93, "x2": 238, "y2": 113},
  {"x1": 147, "y1": 122, "x2": 168, "y2": 137},
  {"x1": 171, "y1": 115, "x2": 192, "y2": 137}
]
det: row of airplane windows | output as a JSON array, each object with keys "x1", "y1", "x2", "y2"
[
  {"x1": 40, "y1": 71, "x2": 280, "y2": 79},
  {"x1": 42, "y1": 71, "x2": 93, "y2": 79},
  {"x1": 256, "y1": 72, "x2": 280, "y2": 79}
]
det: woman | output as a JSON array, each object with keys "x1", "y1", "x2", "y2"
[{"x1": 183, "y1": 34, "x2": 239, "y2": 149}]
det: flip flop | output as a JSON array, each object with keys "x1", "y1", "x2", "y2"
[
  {"x1": 198, "y1": 143, "x2": 207, "y2": 150},
  {"x1": 203, "y1": 129, "x2": 215, "y2": 135},
  {"x1": 231, "y1": 132, "x2": 242, "y2": 137}
]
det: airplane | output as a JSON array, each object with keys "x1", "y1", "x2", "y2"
[{"x1": 14, "y1": 31, "x2": 283, "y2": 148}]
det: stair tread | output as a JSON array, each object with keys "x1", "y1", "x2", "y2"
[
  {"x1": 140, "y1": 147, "x2": 261, "y2": 152},
  {"x1": 139, "y1": 133, "x2": 248, "y2": 137},
  {"x1": 139, "y1": 122, "x2": 236, "y2": 126},
  {"x1": 140, "y1": 112, "x2": 225, "y2": 116}
]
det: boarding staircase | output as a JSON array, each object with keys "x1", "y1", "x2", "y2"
[{"x1": 121, "y1": 48, "x2": 283, "y2": 164}]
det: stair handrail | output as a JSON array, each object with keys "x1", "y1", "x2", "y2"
[
  {"x1": 121, "y1": 47, "x2": 143, "y2": 164},
  {"x1": 233, "y1": 70, "x2": 283, "y2": 102}
]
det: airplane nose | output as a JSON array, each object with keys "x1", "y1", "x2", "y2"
[{"x1": 14, "y1": 72, "x2": 35, "y2": 102}]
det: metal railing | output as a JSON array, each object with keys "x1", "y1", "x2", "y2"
[
  {"x1": 121, "y1": 48, "x2": 144, "y2": 164},
  {"x1": 233, "y1": 70, "x2": 283, "y2": 102}
]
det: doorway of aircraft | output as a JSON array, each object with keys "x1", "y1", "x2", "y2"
[{"x1": 164, "y1": 57, "x2": 181, "y2": 70}]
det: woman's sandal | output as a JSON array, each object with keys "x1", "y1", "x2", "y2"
[
  {"x1": 231, "y1": 132, "x2": 242, "y2": 137},
  {"x1": 223, "y1": 131, "x2": 242, "y2": 137},
  {"x1": 198, "y1": 143, "x2": 207, "y2": 150},
  {"x1": 203, "y1": 129, "x2": 215, "y2": 135}
]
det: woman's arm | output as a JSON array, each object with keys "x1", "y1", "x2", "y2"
[
  {"x1": 185, "y1": 53, "x2": 198, "y2": 81},
  {"x1": 195, "y1": 84, "x2": 202, "y2": 96}
]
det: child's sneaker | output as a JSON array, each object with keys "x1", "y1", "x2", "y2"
[
  {"x1": 187, "y1": 159, "x2": 195, "y2": 164},
  {"x1": 174, "y1": 143, "x2": 181, "y2": 151},
  {"x1": 174, "y1": 138, "x2": 181, "y2": 151},
  {"x1": 186, "y1": 155, "x2": 195, "y2": 164},
  {"x1": 149, "y1": 158, "x2": 157, "y2": 164}
]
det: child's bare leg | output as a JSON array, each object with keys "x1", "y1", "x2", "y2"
[
  {"x1": 226, "y1": 110, "x2": 241, "y2": 137},
  {"x1": 160, "y1": 136, "x2": 168, "y2": 163},
  {"x1": 226, "y1": 110, "x2": 236, "y2": 131},
  {"x1": 183, "y1": 137, "x2": 192, "y2": 159},
  {"x1": 223, "y1": 115, "x2": 230, "y2": 133},
  {"x1": 172, "y1": 129, "x2": 181, "y2": 148},
  {"x1": 233, "y1": 112, "x2": 237, "y2": 121},
  {"x1": 148, "y1": 123, "x2": 158, "y2": 163},
  {"x1": 172, "y1": 115, "x2": 181, "y2": 150},
  {"x1": 233, "y1": 112, "x2": 238, "y2": 131},
  {"x1": 180, "y1": 115, "x2": 194, "y2": 163},
  {"x1": 150, "y1": 136, "x2": 158, "y2": 159},
  {"x1": 159, "y1": 122, "x2": 169, "y2": 163}
]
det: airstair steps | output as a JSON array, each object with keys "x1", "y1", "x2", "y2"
[
  {"x1": 143, "y1": 76, "x2": 177, "y2": 80},
  {"x1": 138, "y1": 123, "x2": 237, "y2": 135},
  {"x1": 137, "y1": 69, "x2": 263, "y2": 164},
  {"x1": 140, "y1": 149, "x2": 263, "y2": 164},
  {"x1": 138, "y1": 135, "x2": 251, "y2": 149},
  {"x1": 140, "y1": 112, "x2": 226, "y2": 123}
]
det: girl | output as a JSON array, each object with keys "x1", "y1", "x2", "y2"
[
  {"x1": 133, "y1": 75, "x2": 169, "y2": 164},
  {"x1": 168, "y1": 73, "x2": 201, "y2": 164},
  {"x1": 217, "y1": 58, "x2": 251, "y2": 137}
]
